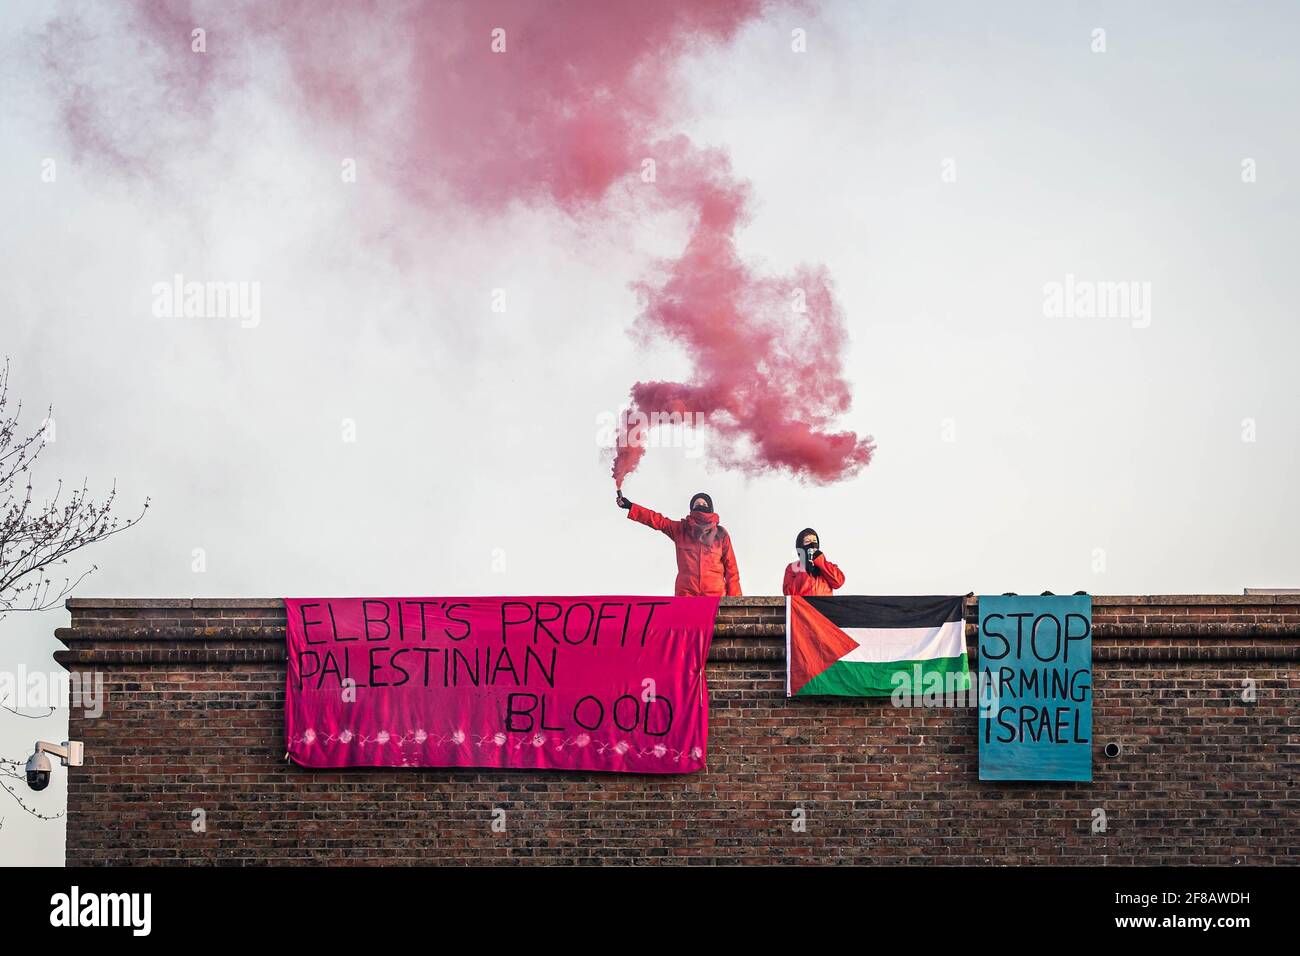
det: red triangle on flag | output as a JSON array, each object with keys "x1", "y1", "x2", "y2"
[{"x1": 789, "y1": 596, "x2": 858, "y2": 695}]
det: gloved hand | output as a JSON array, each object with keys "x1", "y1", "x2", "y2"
[{"x1": 616, "y1": 494, "x2": 632, "y2": 510}]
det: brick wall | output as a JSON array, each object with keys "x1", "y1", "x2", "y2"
[{"x1": 56, "y1": 596, "x2": 1299, "y2": 865}]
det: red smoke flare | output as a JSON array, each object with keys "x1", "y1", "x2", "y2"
[{"x1": 41, "y1": 0, "x2": 872, "y2": 485}]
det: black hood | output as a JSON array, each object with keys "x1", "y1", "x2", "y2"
[
  {"x1": 689, "y1": 492, "x2": 714, "y2": 514},
  {"x1": 795, "y1": 527, "x2": 819, "y2": 550}
]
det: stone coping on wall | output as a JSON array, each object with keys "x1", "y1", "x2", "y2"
[
  {"x1": 60, "y1": 594, "x2": 1300, "y2": 608},
  {"x1": 50, "y1": 595, "x2": 1300, "y2": 667}
]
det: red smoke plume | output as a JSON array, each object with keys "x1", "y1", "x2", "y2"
[
  {"x1": 612, "y1": 139, "x2": 873, "y2": 487},
  {"x1": 42, "y1": 0, "x2": 872, "y2": 485}
]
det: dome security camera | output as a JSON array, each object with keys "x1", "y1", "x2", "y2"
[
  {"x1": 24, "y1": 741, "x2": 83, "y2": 791},
  {"x1": 25, "y1": 751, "x2": 53, "y2": 791}
]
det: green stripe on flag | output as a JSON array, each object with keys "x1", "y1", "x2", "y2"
[{"x1": 795, "y1": 654, "x2": 970, "y2": 698}]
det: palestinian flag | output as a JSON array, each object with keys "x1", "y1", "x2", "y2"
[{"x1": 786, "y1": 595, "x2": 970, "y2": 697}]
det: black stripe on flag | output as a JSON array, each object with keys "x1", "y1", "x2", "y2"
[{"x1": 801, "y1": 595, "x2": 965, "y2": 629}]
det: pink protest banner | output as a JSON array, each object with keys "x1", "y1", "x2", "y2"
[{"x1": 284, "y1": 596, "x2": 719, "y2": 773}]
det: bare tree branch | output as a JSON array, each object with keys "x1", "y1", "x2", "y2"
[
  {"x1": 1, "y1": 357, "x2": 145, "y2": 826},
  {"x1": 0, "y1": 760, "x2": 65, "y2": 821},
  {"x1": 1, "y1": 693, "x2": 55, "y2": 719},
  {"x1": 0, "y1": 356, "x2": 149, "y2": 621}
]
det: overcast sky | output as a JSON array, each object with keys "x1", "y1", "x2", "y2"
[{"x1": 2, "y1": 1, "x2": 1298, "y2": 864}]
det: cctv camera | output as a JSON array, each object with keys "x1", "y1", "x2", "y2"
[
  {"x1": 25, "y1": 751, "x2": 53, "y2": 791},
  {"x1": 23, "y1": 741, "x2": 82, "y2": 791}
]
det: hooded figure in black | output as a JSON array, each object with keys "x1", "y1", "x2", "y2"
[{"x1": 783, "y1": 526, "x2": 846, "y2": 595}]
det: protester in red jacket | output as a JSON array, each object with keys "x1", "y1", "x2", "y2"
[
  {"x1": 782, "y1": 527, "x2": 846, "y2": 596},
  {"x1": 617, "y1": 491, "x2": 742, "y2": 596}
]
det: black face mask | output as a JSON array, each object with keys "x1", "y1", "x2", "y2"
[
  {"x1": 795, "y1": 527, "x2": 821, "y2": 572},
  {"x1": 801, "y1": 542, "x2": 821, "y2": 575},
  {"x1": 689, "y1": 492, "x2": 714, "y2": 514}
]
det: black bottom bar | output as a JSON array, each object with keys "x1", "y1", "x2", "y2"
[{"x1": 3, "y1": 865, "x2": 1285, "y2": 940}]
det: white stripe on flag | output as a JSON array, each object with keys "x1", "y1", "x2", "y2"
[{"x1": 838, "y1": 621, "x2": 966, "y2": 663}]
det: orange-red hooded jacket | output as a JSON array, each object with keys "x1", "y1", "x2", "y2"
[
  {"x1": 782, "y1": 553, "x2": 846, "y2": 596},
  {"x1": 627, "y1": 503, "x2": 742, "y2": 597}
]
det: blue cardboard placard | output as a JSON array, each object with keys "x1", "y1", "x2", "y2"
[{"x1": 978, "y1": 595, "x2": 1092, "y2": 781}]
